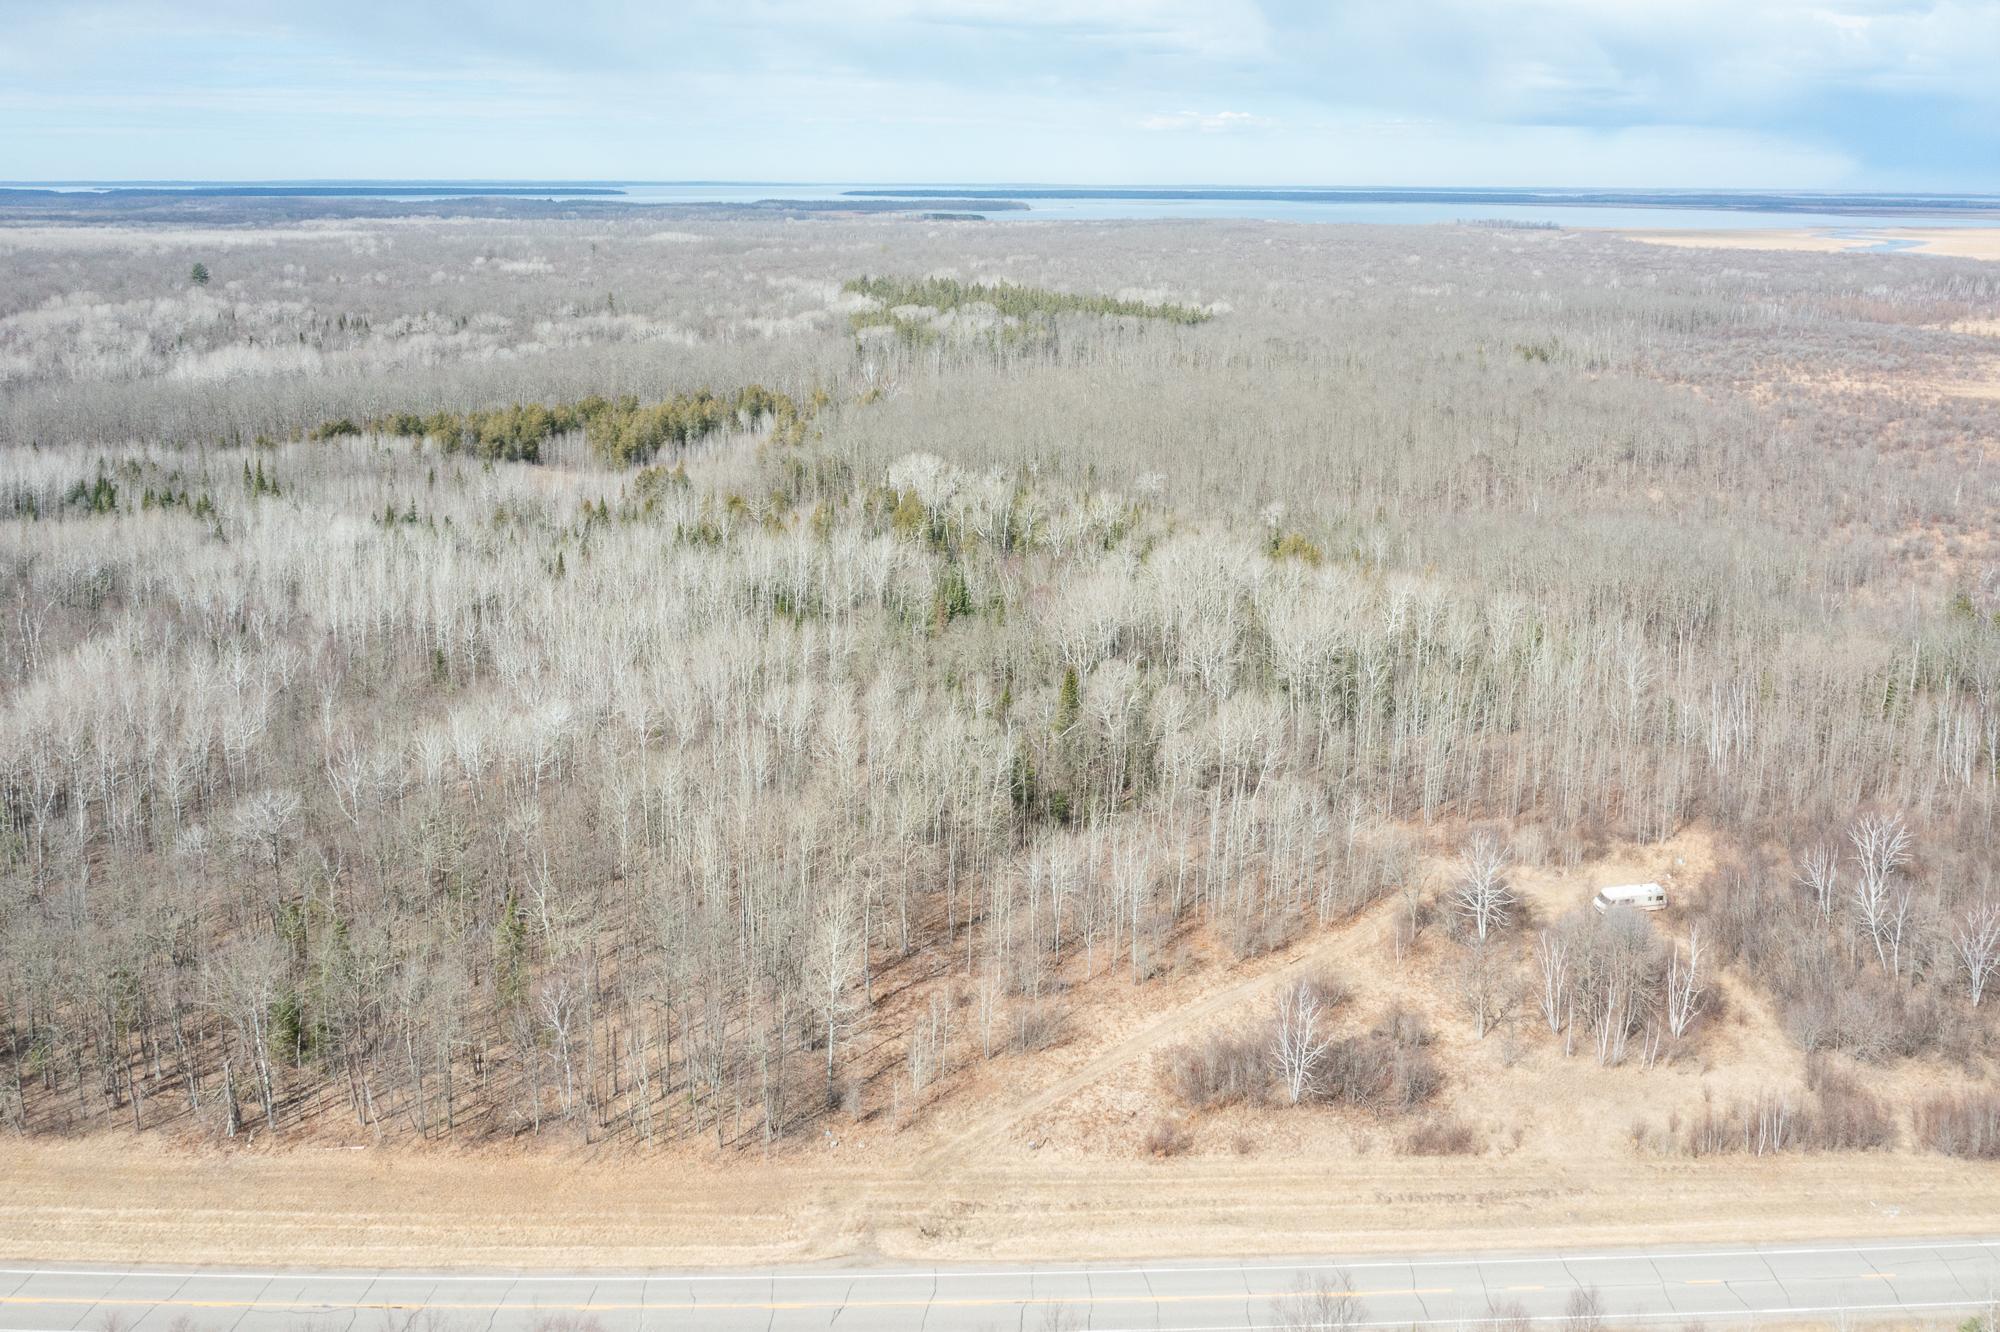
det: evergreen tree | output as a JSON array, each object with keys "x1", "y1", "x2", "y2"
[{"x1": 1056, "y1": 666, "x2": 1082, "y2": 733}]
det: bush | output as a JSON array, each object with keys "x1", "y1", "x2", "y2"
[
  {"x1": 1402, "y1": 1114, "x2": 1480, "y2": 1156},
  {"x1": 1299, "y1": 970, "x2": 1349, "y2": 1009},
  {"x1": 1144, "y1": 1115, "x2": 1193, "y2": 1158},
  {"x1": 1913, "y1": 1092, "x2": 2000, "y2": 1159},
  {"x1": 1311, "y1": 1007, "x2": 1442, "y2": 1113},
  {"x1": 1373, "y1": 1005, "x2": 1433, "y2": 1049},
  {"x1": 1699, "y1": 863, "x2": 1961, "y2": 1065},
  {"x1": 1682, "y1": 1075, "x2": 1894, "y2": 1157},
  {"x1": 1389, "y1": 1045, "x2": 1445, "y2": 1112},
  {"x1": 1009, "y1": 998, "x2": 1068, "y2": 1053},
  {"x1": 1805, "y1": 1062, "x2": 1897, "y2": 1151},
  {"x1": 1223, "y1": 907, "x2": 1298, "y2": 960},
  {"x1": 1683, "y1": 1093, "x2": 1806, "y2": 1157},
  {"x1": 1317, "y1": 1036, "x2": 1393, "y2": 1108},
  {"x1": 1167, "y1": 1029, "x2": 1269, "y2": 1109}
]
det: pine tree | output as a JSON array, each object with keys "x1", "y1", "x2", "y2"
[{"x1": 1056, "y1": 666, "x2": 1082, "y2": 733}]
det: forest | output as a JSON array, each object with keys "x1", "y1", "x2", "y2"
[{"x1": 2, "y1": 214, "x2": 1999, "y2": 1162}]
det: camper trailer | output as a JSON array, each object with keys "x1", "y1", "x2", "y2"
[{"x1": 1593, "y1": 882, "x2": 1668, "y2": 913}]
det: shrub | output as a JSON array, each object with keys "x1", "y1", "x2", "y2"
[
  {"x1": 1311, "y1": 1007, "x2": 1443, "y2": 1113},
  {"x1": 1297, "y1": 969, "x2": 1349, "y2": 1012},
  {"x1": 1373, "y1": 1005, "x2": 1433, "y2": 1050},
  {"x1": 1402, "y1": 1114, "x2": 1480, "y2": 1156},
  {"x1": 1682, "y1": 1075, "x2": 1894, "y2": 1157},
  {"x1": 1268, "y1": 1275, "x2": 1365, "y2": 1331},
  {"x1": 1804, "y1": 1061, "x2": 1897, "y2": 1151},
  {"x1": 1388, "y1": 1045, "x2": 1444, "y2": 1112},
  {"x1": 1223, "y1": 907, "x2": 1298, "y2": 959},
  {"x1": 1144, "y1": 1115, "x2": 1193, "y2": 1157},
  {"x1": 1913, "y1": 1092, "x2": 2000, "y2": 1159},
  {"x1": 1316, "y1": 1035, "x2": 1393, "y2": 1108},
  {"x1": 1166, "y1": 1029, "x2": 1269, "y2": 1109},
  {"x1": 1009, "y1": 998, "x2": 1068, "y2": 1053},
  {"x1": 1684, "y1": 1093, "x2": 1805, "y2": 1157}
]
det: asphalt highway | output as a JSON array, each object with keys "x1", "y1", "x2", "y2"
[{"x1": 3, "y1": 1237, "x2": 1997, "y2": 1330}]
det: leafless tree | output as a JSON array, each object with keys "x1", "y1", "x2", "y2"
[
  {"x1": 1797, "y1": 845, "x2": 1838, "y2": 923},
  {"x1": 1269, "y1": 1271, "x2": 1365, "y2": 1332},
  {"x1": 804, "y1": 890, "x2": 861, "y2": 1087},
  {"x1": 1848, "y1": 813, "x2": 1912, "y2": 972},
  {"x1": 1450, "y1": 833, "x2": 1513, "y2": 943},
  {"x1": 1955, "y1": 900, "x2": 2000, "y2": 1008},
  {"x1": 1271, "y1": 979, "x2": 1332, "y2": 1105},
  {"x1": 7, "y1": 215, "x2": 2000, "y2": 1150},
  {"x1": 1665, "y1": 924, "x2": 1705, "y2": 1039},
  {"x1": 203, "y1": 934, "x2": 284, "y2": 1133},
  {"x1": 1535, "y1": 929, "x2": 1570, "y2": 1036},
  {"x1": 1562, "y1": 1285, "x2": 1607, "y2": 1332}
]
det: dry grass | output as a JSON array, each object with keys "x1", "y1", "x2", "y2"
[{"x1": 3, "y1": 1136, "x2": 1997, "y2": 1268}]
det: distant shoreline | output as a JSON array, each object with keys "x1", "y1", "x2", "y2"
[
  {"x1": 2, "y1": 183, "x2": 1997, "y2": 234},
  {"x1": 844, "y1": 185, "x2": 2000, "y2": 218},
  {"x1": 1612, "y1": 226, "x2": 2000, "y2": 262}
]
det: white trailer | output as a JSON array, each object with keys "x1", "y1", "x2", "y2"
[{"x1": 1593, "y1": 882, "x2": 1668, "y2": 913}]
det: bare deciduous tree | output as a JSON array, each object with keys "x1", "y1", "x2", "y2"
[
  {"x1": 1848, "y1": 813, "x2": 1912, "y2": 971},
  {"x1": 1450, "y1": 834, "x2": 1513, "y2": 943},
  {"x1": 1270, "y1": 979, "x2": 1332, "y2": 1105},
  {"x1": 1665, "y1": 924, "x2": 1705, "y2": 1038},
  {"x1": 1955, "y1": 900, "x2": 2000, "y2": 1008},
  {"x1": 804, "y1": 890, "x2": 860, "y2": 1086},
  {"x1": 1535, "y1": 929, "x2": 1570, "y2": 1037},
  {"x1": 1269, "y1": 1271, "x2": 1365, "y2": 1332},
  {"x1": 1797, "y1": 844, "x2": 1838, "y2": 923}
]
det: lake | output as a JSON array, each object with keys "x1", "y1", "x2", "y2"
[{"x1": 9, "y1": 181, "x2": 2000, "y2": 230}]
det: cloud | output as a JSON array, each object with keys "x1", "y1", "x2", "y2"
[
  {"x1": 1138, "y1": 110, "x2": 1274, "y2": 133},
  {"x1": 0, "y1": 0, "x2": 1990, "y2": 186}
]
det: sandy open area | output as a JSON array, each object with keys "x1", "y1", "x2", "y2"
[{"x1": 1615, "y1": 227, "x2": 2000, "y2": 261}]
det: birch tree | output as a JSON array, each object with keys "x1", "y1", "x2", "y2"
[
  {"x1": 1450, "y1": 834, "x2": 1513, "y2": 943},
  {"x1": 1270, "y1": 979, "x2": 1331, "y2": 1105}
]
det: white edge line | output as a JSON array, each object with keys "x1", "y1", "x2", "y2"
[
  {"x1": 0, "y1": 1238, "x2": 1997, "y2": 1285},
  {"x1": 0, "y1": 1294, "x2": 1997, "y2": 1330}
]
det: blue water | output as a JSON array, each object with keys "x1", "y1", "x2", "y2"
[{"x1": 7, "y1": 181, "x2": 1999, "y2": 230}]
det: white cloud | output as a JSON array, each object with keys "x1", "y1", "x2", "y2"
[
  {"x1": 0, "y1": 0, "x2": 1991, "y2": 186},
  {"x1": 1138, "y1": 109, "x2": 1274, "y2": 132}
]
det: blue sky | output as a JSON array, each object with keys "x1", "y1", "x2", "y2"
[{"x1": 2, "y1": 0, "x2": 1996, "y2": 188}]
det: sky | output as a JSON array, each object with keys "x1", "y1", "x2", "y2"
[{"x1": 2, "y1": 0, "x2": 1997, "y2": 189}]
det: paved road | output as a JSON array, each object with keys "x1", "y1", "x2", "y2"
[{"x1": 2, "y1": 1238, "x2": 1996, "y2": 1331}]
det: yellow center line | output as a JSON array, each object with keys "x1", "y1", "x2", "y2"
[
  {"x1": 1502, "y1": 1284, "x2": 1546, "y2": 1292},
  {"x1": 1685, "y1": 1278, "x2": 1725, "y2": 1286},
  {"x1": 2, "y1": 1287, "x2": 1458, "y2": 1314}
]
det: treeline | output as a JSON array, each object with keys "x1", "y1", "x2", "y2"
[{"x1": 306, "y1": 384, "x2": 808, "y2": 464}]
